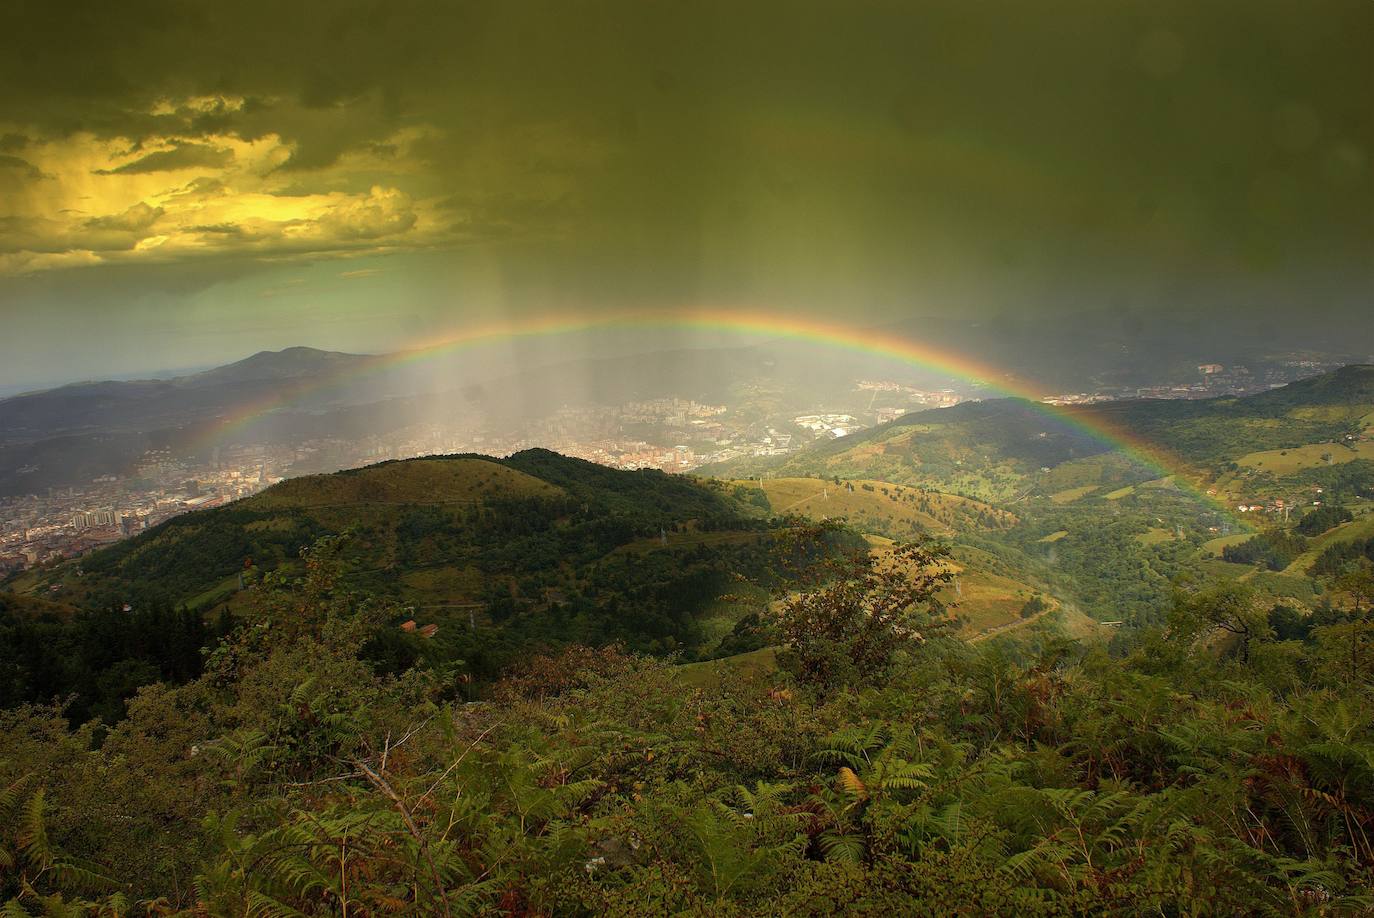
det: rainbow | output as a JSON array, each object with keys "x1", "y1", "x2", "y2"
[{"x1": 193, "y1": 308, "x2": 1226, "y2": 511}]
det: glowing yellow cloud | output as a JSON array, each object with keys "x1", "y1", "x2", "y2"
[{"x1": 0, "y1": 102, "x2": 451, "y2": 276}]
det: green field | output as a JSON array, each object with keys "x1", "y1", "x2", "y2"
[
  {"x1": 1136, "y1": 527, "x2": 1176, "y2": 545},
  {"x1": 399, "y1": 563, "x2": 483, "y2": 597},
  {"x1": 742, "y1": 477, "x2": 1015, "y2": 536},
  {"x1": 615, "y1": 528, "x2": 767, "y2": 555},
  {"x1": 1197, "y1": 558, "x2": 1257, "y2": 580},
  {"x1": 1237, "y1": 440, "x2": 1374, "y2": 475},
  {"x1": 184, "y1": 573, "x2": 244, "y2": 611},
  {"x1": 941, "y1": 565, "x2": 1043, "y2": 635},
  {"x1": 1280, "y1": 509, "x2": 1374, "y2": 574},
  {"x1": 677, "y1": 646, "x2": 779, "y2": 688},
  {"x1": 1248, "y1": 571, "x2": 1319, "y2": 602},
  {"x1": 1050, "y1": 485, "x2": 1098, "y2": 504},
  {"x1": 1201, "y1": 533, "x2": 1253, "y2": 556},
  {"x1": 1056, "y1": 604, "x2": 1111, "y2": 641}
]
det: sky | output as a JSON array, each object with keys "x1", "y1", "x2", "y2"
[{"x1": 0, "y1": 0, "x2": 1370, "y2": 387}]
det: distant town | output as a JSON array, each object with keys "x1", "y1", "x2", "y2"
[
  {"x1": 0, "y1": 357, "x2": 1349, "y2": 574},
  {"x1": 1039, "y1": 359, "x2": 1336, "y2": 405}
]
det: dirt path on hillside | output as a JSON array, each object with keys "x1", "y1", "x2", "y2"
[
  {"x1": 777, "y1": 491, "x2": 825, "y2": 513},
  {"x1": 967, "y1": 599, "x2": 1060, "y2": 643}
]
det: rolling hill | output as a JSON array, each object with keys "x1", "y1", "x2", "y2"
[
  {"x1": 19, "y1": 450, "x2": 776, "y2": 607},
  {"x1": 698, "y1": 367, "x2": 1374, "y2": 638},
  {"x1": 732, "y1": 477, "x2": 1016, "y2": 537},
  {"x1": 707, "y1": 365, "x2": 1374, "y2": 501},
  {"x1": 8, "y1": 450, "x2": 852, "y2": 677},
  {"x1": 3, "y1": 446, "x2": 1060, "y2": 723}
]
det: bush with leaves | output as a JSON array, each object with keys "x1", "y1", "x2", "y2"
[{"x1": 775, "y1": 538, "x2": 954, "y2": 690}]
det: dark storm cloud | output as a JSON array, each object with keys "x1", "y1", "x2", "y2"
[
  {"x1": 84, "y1": 202, "x2": 164, "y2": 232},
  {"x1": 0, "y1": 154, "x2": 49, "y2": 181},
  {"x1": 95, "y1": 142, "x2": 234, "y2": 175},
  {"x1": 0, "y1": 0, "x2": 1369, "y2": 381}
]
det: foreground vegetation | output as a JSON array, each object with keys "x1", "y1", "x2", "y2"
[{"x1": 2, "y1": 529, "x2": 1372, "y2": 916}]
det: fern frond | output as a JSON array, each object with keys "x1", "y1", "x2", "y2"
[
  {"x1": 835, "y1": 767, "x2": 867, "y2": 801},
  {"x1": 16, "y1": 788, "x2": 53, "y2": 870},
  {"x1": 47, "y1": 858, "x2": 116, "y2": 894},
  {"x1": 245, "y1": 890, "x2": 313, "y2": 918},
  {"x1": 818, "y1": 832, "x2": 865, "y2": 863},
  {"x1": 0, "y1": 774, "x2": 34, "y2": 823}
]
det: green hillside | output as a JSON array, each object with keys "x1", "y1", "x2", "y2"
[
  {"x1": 2, "y1": 450, "x2": 867, "y2": 721},
  {"x1": 704, "y1": 368, "x2": 1374, "y2": 632},
  {"x1": 5, "y1": 377, "x2": 1374, "y2": 913},
  {"x1": 735, "y1": 477, "x2": 1016, "y2": 537},
  {"x1": 27, "y1": 450, "x2": 775, "y2": 614},
  {"x1": 708, "y1": 366, "x2": 1374, "y2": 501},
  {"x1": 6, "y1": 512, "x2": 1372, "y2": 914},
  {"x1": 244, "y1": 455, "x2": 562, "y2": 509},
  {"x1": 708, "y1": 398, "x2": 1110, "y2": 501}
]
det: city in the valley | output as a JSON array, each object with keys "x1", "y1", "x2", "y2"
[{"x1": 0, "y1": 357, "x2": 1343, "y2": 573}]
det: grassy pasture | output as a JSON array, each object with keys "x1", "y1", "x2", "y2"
[
  {"x1": 742, "y1": 477, "x2": 1015, "y2": 536},
  {"x1": 1197, "y1": 558, "x2": 1259, "y2": 580},
  {"x1": 677, "y1": 646, "x2": 779, "y2": 688},
  {"x1": 1202, "y1": 533, "x2": 1252, "y2": 556},
  {"x1": 1280, "y1": 510, "x2": 1374, "y2": 575},
  {"x1": 615, "y1": 529, "x2": 766, "y2": 556},
  {"x1": 399, "y1": 564, "x2": 483, "y2": 599},
  {"x1": 1237, "y1": 441, "x2": 1374, "y2": 475},
  {"x1": 1050, "y1": 485, "x2": 1098, "y2": 504},
  {"x1": 941, "y1": 568, "x2": 1042, "y2": 634}
]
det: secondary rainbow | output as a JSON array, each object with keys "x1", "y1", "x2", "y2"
[{"x1": 192, "y1": 308, "x2": 1222, "y2": 508}]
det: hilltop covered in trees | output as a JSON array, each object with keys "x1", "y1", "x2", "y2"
[{"x1": 2, "y1": 452, "x2": 872, "y2": 723}]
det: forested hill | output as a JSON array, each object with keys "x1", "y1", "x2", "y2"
[
  {"x1": 28, "y1": 449, "x2": 765, "y2": 609},
  {"x1": 2, "y1": 449, "x2": 849, "y2": 719}
]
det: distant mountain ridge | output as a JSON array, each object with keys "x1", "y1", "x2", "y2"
[
  {"x1": 0, "y1": 347, "x2": 385, "y2": 496},
  {"x1": 2, "y1": 321, "x2": 1369, "y2": 499},
  {"x1": 0, "y1": 338, "x2": 867, "y2": 495},
  {"x1": 0, "y1": 347, "x2": 373, "y2": 440},
  {"x1": 186, "y1": 346, "x2": 372, "y2": 385}
]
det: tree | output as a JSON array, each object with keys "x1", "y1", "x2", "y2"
[
  {"x1": 1168, "y1": 581, "x2": 1270, "y2": 663},
  {"x1": 776, "y1": 539, "x2": 953, "y2": 689},
  {"x1": 1328, "y1": 558, "x2": 1374, "y2": 682}
]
